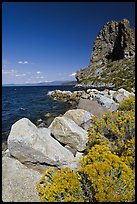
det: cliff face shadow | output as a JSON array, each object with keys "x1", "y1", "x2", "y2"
[{"x1": 106, "y1": 22, "x2": 126, "y2": 61}]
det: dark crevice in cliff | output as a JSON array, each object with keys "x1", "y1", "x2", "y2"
[{"x1": 106, "y1": 22, "x2": 126, "y2": 61}]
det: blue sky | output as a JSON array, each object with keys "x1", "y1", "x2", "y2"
[{"x1": 2, "y1": 2, "x2": 135, "y2": 84}]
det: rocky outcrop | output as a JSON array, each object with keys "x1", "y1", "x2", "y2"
[
  {"x1": 7, "y1": 118, "x2": 76, "y2": 168},
  {"x1": 90, "y1": 19, "x2": 135, "y2": 66},
  {"x1": 75, "y1": 19, "x2": 135, "y2": 91},
  {"x1": 50, "y1": 88, "x2": 134, "y2": 114},
  {"x1": 112, "y1": 88, "x2": 134, "y2": 103},
  {"x1": 49, "y1": 116, "x2": 88, "y2": 151},
  {"x1": 2, "y1": 156, "x2": 41, "y2": 202},
  {"x1": 93, "y1": 94, "x2": 118, "y2": 111},
  {"x1": 50, "y1": 90, "x2": 83, "y2": 106}
]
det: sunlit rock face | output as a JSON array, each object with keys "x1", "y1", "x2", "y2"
[
  {"x1": 90, "y1": 19, "x2": 135, "y2": 66},
  {"x1": 75, "y1": 19, "x2": 135, "y2": 90}
]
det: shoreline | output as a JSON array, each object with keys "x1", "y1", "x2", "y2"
[
  {"x1": 2, "y1": 91, "x2": 76, "y2": 151},
  {"x1": 2, "y1": 87, "x2": 135, "y2": 202},
  {"x1": 2, "y1": 86, "x2": 135, "y2": 151},
  {"x1": 2, "y1": 85, "x2": 78, "y2": 143}
]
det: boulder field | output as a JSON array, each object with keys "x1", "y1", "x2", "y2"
[
  {"x1": 2, "y1": 87, "x2": 134, "y2": 202},
  {"x1": 49, "y1": 87, "x2": 134, "y2": 113}
]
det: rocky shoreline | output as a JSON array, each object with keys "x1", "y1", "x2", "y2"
[
  {"x1": 49, "y1": 87, "x2": 134, "y2": 111},
  {"x1": 2, "y1": 87, "x2": 134, "y2": 202}
]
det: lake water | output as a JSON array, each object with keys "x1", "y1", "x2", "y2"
[{"x1": 2, "y1": 85, "x2": 82, "y2": 141}]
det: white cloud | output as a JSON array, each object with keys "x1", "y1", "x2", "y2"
[
  {"x1": 3, "y1": 70, "x2": 11, "y2": 75},
  {"x1": 36, "y1": 71, "x2": 41, "y2": 74},
  {"x1": 44, "y1": 80, "x2": 52, "y2": 82},
  {"x1": 2, "y1": 68, "x2": 16, "y2": 75},
  {"x1": 69, "y1": 72, "x2": 76, "y2": 77},
  {"x1": 2, "y1": 66, "x2": 52, "y2": 84},
  {"x1": 15, "y1": 73, "x2": 26, "y2": 77},
  {"x1": 24, "y1": 61, "x2": 28, "y2": 64},
  {"x1": 2, "y1": 68, "x2": 26, "y2": 79},
  {"x1": 18, "y1": 60, "x2": 29, "y2": 64},
  {"x1": 18, "y1": 61, "x2": 23, "y2": 64}
]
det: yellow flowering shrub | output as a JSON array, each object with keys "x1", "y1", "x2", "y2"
[
  {"x1": 36, "y1": 144, "x2": 135, "y2": 202},
  {"x1": 36, "y1": 96, "x2": 135, "y2": 202},
  {"x1": 118, "y1": 96, "x2": 135, "y2": 111},
  {"x1": 87, "y1": 110, "x2": 135, "y2": 169},
  {"x1": 36, "y1": 167, "x2": 84, "y2": 202},
  {"x1": 120, "y1": 137, "x2": 135, "y2": 169},
  {"x1": 78, "y1": 143, "x2": 135, "y2": 202}
]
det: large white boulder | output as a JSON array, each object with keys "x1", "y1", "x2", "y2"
[
  {"x1": 49, "y1": 116, "x2": 88, "y2": 151},
  {"x1": 2, "y1": 156, "x2": 41, "y2": 202},
  {"x1": 108, "y1": 90, "x2": 117, "y2": 99},
  {"x1": 94, "y1": 94, "x2": 118, "y2": 111},
  {"x1": 77, "y1": 98, "x2": 108, "y2": 116},
  {"x1": 64, "y1": 109, "x2": 93, "y2": 130},
  {"x1": 81, "y1": 92, "x2": 90, "y2": 99},
  {"x1": 113, "y1": 88, "x2": 135, "y2": 103},
  {"x1": 7, "y1": 118, "x2": 75, "y2": 167}
]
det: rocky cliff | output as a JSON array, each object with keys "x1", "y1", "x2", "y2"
[{"x1": 75, "y1": 19, "x2": 135, "y2": 91}]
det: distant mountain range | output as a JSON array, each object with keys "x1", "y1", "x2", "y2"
[{"x1": 2, "y1": 80, "x2": 77, "y2": 86}]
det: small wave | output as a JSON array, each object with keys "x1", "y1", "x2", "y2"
[
  {"x1": 47, "y1": 91, "x2": 53, "y2": 96},
  {"x1": 37, "y1": 118, "x2": 43, "y2": 122},
  {"x1": 53, "y1": 105, "x2": 58, "y2": 109},
  {"x1": 20, "y1": 107, "x2": 26, "y2": 111}
]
